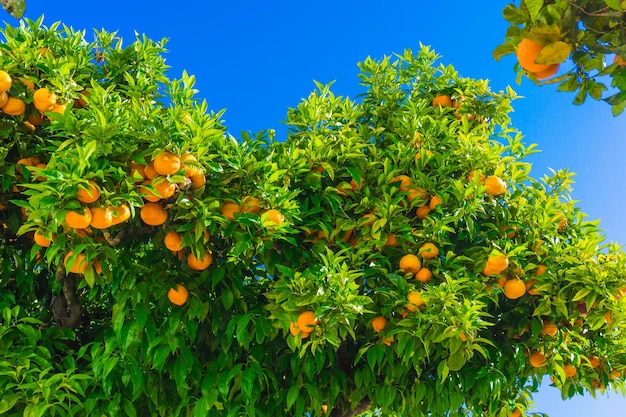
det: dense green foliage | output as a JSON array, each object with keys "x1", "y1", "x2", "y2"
[
  {"x1": 495, "y1": 0, "x2": 626, "y2": 115},
  {"x1": 1, "y1": 18, "x2": 626, "y2": 417}
]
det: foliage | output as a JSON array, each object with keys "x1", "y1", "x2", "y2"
[
  {"x1": 1, "y1": 18, "x2": 626, "y2": 417},
  {"x1": 495, "y1": 0, "x2": 626, "y2": 115}
]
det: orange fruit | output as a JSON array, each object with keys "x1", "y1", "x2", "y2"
[
  {"x1": 589, "y1": 356, "x2": 602, "y2": 369},
  {"x1": 187, "y1": 250, "x2": 213, "y2": 271},
  {"x1": 399, "y1": 254, "x2": 421, "y2": 275},
  {"x1": 140, "y1": 202, "x2": 168, "y2": 226},
  {"x1": 265, "y1": 209, "x2": 285, "y2": 225},
  {"x1": 530, "y1": 351, "x2": 547, "y2": 368},
  {"x1": 37, "y1": 47, "x2": 54, "y2": 57},
  {"x1": 382, "y1": 336, "x2": 394, "y2": 346},
  {"x1": 152, "y1": 177, "x2": 177, "y2": 199},
  {"x1": 144, "y1": 163, "x2": 157, "y2": 179},
  {"x1": 190, "y1": 172, "x2": 206, "y2": 189},
  {"x1": 484, "y1": 175, "x2": 506, "y2": 196},
  {"x1": 420, "y1": 242, "x2": 439, "y2": 259},
  {"x1": 416, "y1": 205, "x2": 431, "y2": 220},
  {"x1": 407, "y1": 290, "x2": 425, "y2": 311},
  {"x1": 563, "y1": 364, "x2": 577, "y2": 378},
  {"x1": 33, "y1": 87, "x2": 57, "y2": 112},
  {"x1": 47, "y1": 102, "x2": 67, "y2": 121},
  {"x1": 552, "y1": 213, "x2": 567, "y2": 231},
  {"x1": 110, "y1": 204, "x2": 131, "y2": 225},
  {"x1": 77, "y1": 180, "x2": 101, "y2": 203},
  {"x1": 2, "y1": 96, "x2": 26, "y2": 116},
  {"x1": 0, "y1": 91, "x2": 8, "y2": 108},
  {"x1": 65, "y1": 207, "x2": 93, "y2": 229},
  {"x1": 90, "y1": 207, "x2": 114, "y2": 229},
  {"x1": 168, "y1": 284, "x2": 189, "y2": 306},
  {"x1": 541, "y1": 320, "x2": 558, "y2": 337},
  {"x1": 289, "y1": 321, "x2": 302, "y2": 336},
  {"x1": 535, "y1": 265, "x2": 548, "y2": 276},
  {"x1": 516, "y1": 38, "x2": 554, "y2": 73},
  {"x1": 34, "y1": 230, "x2": 54, "y2": 247},
  {"x1": 429, "y1": 195, "x2": 442, "y2": 210},
  {"x1": 390, "y1": 175, "x2": 413, "y2": 191},
  {"x1": 181, "y1": 153, "x2": 201, "y2": 177},
  {"x1": 18, "y1": 76, "x2": 35, "y2": 90},
  {"x1": 482, "y1": 253, "x2": 509, "y2": 276},
  {"x1": 64, "y1": 251, "x2": 88, "y2": 274},
  {"x1": 406, "y1": 187, "x2": 428, "y2": 205},
  {"x1": 501, "y1": 225, "x2": 517, "y2": 238},
  {"x1": 415, "y1": 267, "x2": 433, "y2": 283},
  {"x1": 152, "y1": 151, "x2": 181, "y2": 176},
  {"x1": 0, "y1": 70, "x2": 12, "y2": 92},
  {"x1": 349, "y1": 178, "x2": 361, "y2": 191},
  {"x1": 242, "y1": 196, "x2": 262, "y2": 213},
  {"x1": 525, "y1": 279, "x2": 539, "y2": 295},
  {"x1": 510, "y1": 408, "x2": 521, "y2": 417},
  {"x1": 296, "y1": 311, "x2": 319, "y2": 333},
  {"x1": 371, "y1": 316, "x2": 387, "y2": 333},
  {"x1": 27, "y1": 112, "x2": 46, "y2": 126},
  {"x1": 164, "y1": 230, "x2": 184, "y2": 252},
  {"x1": 534, "y1": 63, "x2": 559, "y2": 80},
  {"x1": 138, "y1": 180, "x2": 162, "y2": 202},
  {"x1": 614, "y1": 55, "x2": 626, "y2": 66},
  {"x1": 432, "y1": 94, "x2": 453, "y2": 108},
  {"x1": 467, "y1": 171, "x2": 486, "y2": 183},
  {"x1": 221, "y1": 202, "x2": 241, "y2": 220},
  {"x1": 384, "y1": 234, "x2": 398, "y2": 247},
  {"x1": 604, "y1": 311, "x2": 613, "y2": 323},
  {"x1": 503, "y1": 278, "x2": 526, "y2": 299}
]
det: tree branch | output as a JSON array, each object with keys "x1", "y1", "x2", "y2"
[{"x1": 51, "y1": 264, "x2": 84, "y2": 329}]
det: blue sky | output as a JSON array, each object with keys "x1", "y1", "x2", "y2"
[{"x1": 14, "y1": 1, "x2": 626, "y2": 415}]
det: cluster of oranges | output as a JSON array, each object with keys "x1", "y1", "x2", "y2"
[{"x1": 289, "y1": 311, "x2": 319, "y2": 339}]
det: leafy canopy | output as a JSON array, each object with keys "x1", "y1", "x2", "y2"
[{"x1": 1, "y1": 18, "x2": 626, "y2": 417}]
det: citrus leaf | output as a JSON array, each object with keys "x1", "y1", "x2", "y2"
[
  {"x1": 524, "y1": 0, "x2": 543, "y2": 21},
  {"x1": 502, "y1": 4, "x2": 528, "y2": 25},
  {"x1": 605, "y1": 0, "x2": 622, "y2": 10},
  {"x1": 536, "y1": 41, "x2": 571, "y2": 64}
]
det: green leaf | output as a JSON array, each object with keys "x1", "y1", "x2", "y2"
[
  {"x1": 447, "y1": 351, "x2": 467, "y2": 371},
  {"x1": 222, "y1": 287, "x2": 234, "y2": 310},
  {"x1": 286, "y1": 385, "x2": 300, "y2": 410},
  {"x1": 0, "y1": 395, "x2": 19, "y2": 414},
  {"x1": 605, "y1": 0, "x2": 622, "y2": 10},
  {"x1": 524, "y1": 0, "x2": 543, "y2": 21},
  {"x1": 535, "y1": 41, "x2": 571, "y2": 64},
  {"x1": 502, "y1": 4, "x2": 528, "y2": 25}
]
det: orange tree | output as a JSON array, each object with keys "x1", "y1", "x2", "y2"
[
  {"x1": 494, "y1": 0, "x2": 626, "y2": 115},
  {"x1": 1, "y1": 18, "x2": 626, "y2": 417}
]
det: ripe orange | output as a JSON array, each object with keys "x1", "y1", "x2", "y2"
[
  {"x1": 181, "y1": 153, "x2": 201, "y2": 177},
  {"x1": 110, "y1": 204, "x2": 131, "y2": 225},
  {"x1": 27, "y1": 112, "x2": 45, "y2": 126},
  {"x1": 467, "y1": 171, "x2": 486, "y2": 183},
  {"x1": 420, "y1": 242, "x2": 439, "y2": 259},
  {"x1": 265, "y1": 209, "x2": 285, "y2": 225},
  {"x1": 221, "y1": 202, "x2": 241, "y2": 220},
  {"x1": 525, "y1": 279, "x2": 539, "y2": 295},
  {"x1": 406, "y1": 187, "x2": 428, "y2": 205},
  {"x1": 516, "y1": 38, "x2": 553, "y2": 73},
  {"x1": 47, "y1": 102, "x2": 67, "y2": 121},
  {"x1": 535, "y1": 265, "x2": 548, "y2": 276},
  {"x1": 484, "y1": 175, "x2": 506, "y2": 196},
  {"x1": 0, "y1": 91, "x2": 8, "y2": 108},
  {"x1": 34, "y1": 230, "x2": 54, "y2": 247},
  {"x1": 64, "y1": 251, "x2": 88, "y2": 274},
  {"x1": 534, "y1": 63, "x2": 559, "y2": 80},
  {"x1": 552, "y1": 213, "x2": 567, "y2": 231},
  {"x1": 140, "y1": 202, "x2": 168, "y2": 226},
  {"x1": 510, "y1": 408, "x2": 521, "y2": 417},
  {"x1": 503, "y1": 278, "x2": 526, "y2": 299},
  {"x1": 428, "y1": 195, "x2": 441, "y2": 210},
  {"x1": 0, "y1": 70, "x2": 12, "y2": 92},
  {"x1": 416, "y1": 205, "x2": 431, "y2": 220},
  {"x1": 33, "y1": 88, "x2": 57, "y2": 112},
  {"x1": 371, "y1": 316, "x2": 387, "y2": 333},
  {"x1": 390, "y1": 175, "x2": 413, "y2": 191},
  {"x1": 90, "y1": 207, "x2": 114, "y2": 229},
  {"x1": 415, "y1": 267, "x2": 433, "y2": 283},
  {"x1": 541, "y1": 320, "x2": 558, "y2": 337},
  {"x1": 407, "y1": 291, "x2": 425, "y2": 311},
  {"x1": 289, "y1": 321, "x2": 303, "y2": 336},
  {"x1": 399, "y1": 254, "x2": 421, "y2": 275},
  {"x1": 168, "y1": 284, "x2": 189, "y2": 306},
  {"x1": 77, "y1": 180, "x2": 101, "y2": 203},
  {"x1": 563, "y1": 364, "x2": 577, "y2": 378},
  {"x1": 139, "y1": 180, "x2": 162, "y2": 202},
  {"x1": 190, "y1": 172, "x2": 206, "y2": 189},
  {"x1": 530, "y1": 351, "x2": 547, "y2": 368},
  {"x1": 384, "y1": 234, "x2": 398, "y2": 247},
  {"x1": 152, "y1": 177, "x2": 177, "y2": 200},
  {"x1": 432, "y1": 94, "x2": 453, "y2": 108},
  {"x1": 164, "y1": 230, "x2": 184, "y2": 252},
  {"x1": 296, "y1": 311, "x2": 319, "y2": 333},
  {"x1": 614, "y1": 55, "x2": 626, "y2": 66},
  {"x1": 187, "y1": 250, "x2": 213, "y2": 271},
  {"x1": 153, "y1": 151, "x2": 181, "y2": 176},
  {"x1": 2, "y1": 96, "x2": 26, "y2": 116},
  {"x1": 18, "y1": 76, "x2": 35, "y2": 90},
  {"x1": 589, "y1": 355, "x2": 602, "y2": 369},
  {"x1": 482, "y1": 253, "x2": 509, "y2": 276},
  {"x1": 501, "y1": 225, "x2": 517, "y2": 238},
  {"x1": 144, "y1": 163, "x2": 157, "y2": 179},
  {"x1": 65, "y1": 207, "x2": 93, "y2": 229},
  {"x1": 242, "y1": 196, "x2": 262, "y2": 213}
]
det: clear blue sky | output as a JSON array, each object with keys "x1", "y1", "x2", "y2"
[{"x1": 14, "y1": 1, "x2": 626, "y2": 415}]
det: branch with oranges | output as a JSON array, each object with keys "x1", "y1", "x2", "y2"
[{"x1": 495, "y1": 0, "x2": 626, "y2": 115}]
